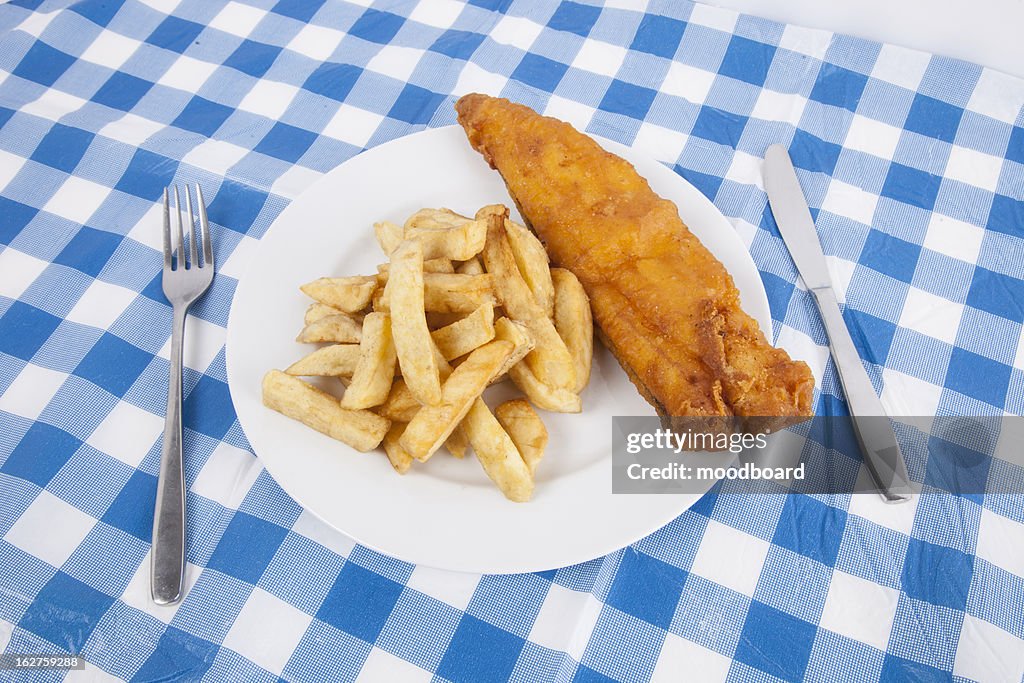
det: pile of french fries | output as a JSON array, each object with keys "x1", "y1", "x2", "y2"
[{"x1": 262, "y1": 205, "x2": 593, "y2": 502}]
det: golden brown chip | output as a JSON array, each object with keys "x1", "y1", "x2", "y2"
[
  {"x1": 300, "y1": 276, "x2": 377, "y2": 313},
  {"x1": 382, "y1": 422, "x2": 414, "y2": 474},
  {"x1": 495, "y1": 399, "x2": 548, "y2": 475},
  {"x1": 340, "y1": 312, "x2": 397, "y2": 410},
  {"x1": 551, "y1": 267, "x2": 593, "y2": 393},
  {"x1": 388, "y1": 240, "x2": 443, "y2": 405},
  {"x1": 286, "y1": 344, "x2": 360, "y2": 377},
  {"x1": 431, "y1": 304, "x2": 495, "y2": 360},
  {"x1": 508, "y1": 361, "x2": 582, "y2": 413},
  {"x1": 296, "y1": 314, "x2": 363, "y2": 344},
  {"x1": 462, "y1": 400, "x2": 533, "y2": 502}
]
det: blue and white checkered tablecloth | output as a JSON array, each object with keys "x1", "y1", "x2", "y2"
[{"x1": 1, "y1": 0, "x2": 1022, "y2": 680}]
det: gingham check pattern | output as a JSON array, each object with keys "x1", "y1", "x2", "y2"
[{"x1": 0, "y1": 0, "x2": 1022, "y2": 680}]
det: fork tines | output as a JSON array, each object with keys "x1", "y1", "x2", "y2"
[{"x1": 162, "y1": 184, "x2": 213, "y2": 271}]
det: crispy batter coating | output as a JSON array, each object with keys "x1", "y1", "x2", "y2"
[{"x1": 456, "y1": 94, "x2": 814, "y2": 422}]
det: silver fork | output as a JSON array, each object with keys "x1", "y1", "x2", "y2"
[{"x1": 153, "y1": 184, "x2": 214, "y2": 605}]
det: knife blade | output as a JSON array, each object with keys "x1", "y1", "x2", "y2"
[{"x1": 763, "y1": 144, "x2": 911, "y2": 503}]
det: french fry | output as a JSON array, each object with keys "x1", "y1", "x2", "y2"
[
  {"x1": 431, "y1": 304, "x2": 495, "y2": 360},
  {"x1": 551, "y1": 268, "x2": 593, "y2": 393},
  {"x1": 400, "y1": 340, "x2": 513, "y2": 462},
  {"x1": 379, "y1": 273, "x2": 495, "y2": 314},
  {"x1": 305, "y1": 303, "x2": 344, "y2": 324},
  {"x1": 301, "y1": 276, "x2": 377, "y2": 313},
  {"x1": 378, "y1": 259, "x2": 453, "y2": 276},
  {"x1": 405, "y1": 222, "x2": 487, "y2": 261},
  {"x1": 403, "y1": 207, "x2": 473, "y2": 231},
  {"x1": 374, "y1": 220, "x2": 403, "y2": 256},
  {"x1": 340, "y1": 312, "x2": 397, "y2": 410},
  {"x1": 262, "y1": 370, "x2": 389, "y2": 451},
  {"x1": 456, "y1": 257, "x2": 484, "y2": 275},
  {"x1": 490, "y1": 317, "x2": 535, "y2": 383},
  {"x1": 286, "y1": 344, "x2": 360, "y2": 377},
  {"x1": 296, "y1": 314, "x2": 362, "y2": 343},
  {"x1": 432, "y1": 342, "x2": 471, "y2": 459},
  {"x1": 382, "y1": 423, "x2": 414, "y2": 474},
  {"x1": 388, "y1": 240, "x2": 442, "y2": 405},
  {"x1": 495, "y1": 399, "x2": 548, "y2": 476},
  {"x1": 508, "y1": 361, "x2": 582, "y2": 413},
  {"x1": 504, "y1": 218, "x2": 554, "y2": 318},
  {"x1": 462, "y1": 400, "x2": 533, "y2": 502},
  {"x1": 378, "y1": 379, "x2": 420, "y2": 422},
  {"x1": 480, "y1": 207, "x2": 575, "y2": 390}
]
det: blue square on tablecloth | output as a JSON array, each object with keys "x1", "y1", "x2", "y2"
[
  {"x1": 431, "y1": 30, "x2": 485, "y2": 61},
  {"x1": 349, "y1": 8, "x2": 404, "y2": 44},
  {"x1": 13, "y1": 42, "x2": 76, "y2": 87},
  {"x1": 303, "y1": 63, "x2": 361, "y2": 102},
  {"x1": 845, "y1": 308, "x2": 898, "y2": 365},
  {"x1": 1007, "y1": 126, "x2": 1024, "y2": 165},
  {"x1": 966, "y1": 266, "x2": 1024, "y2": 320},
  {"x1": 809, "y1": 64, "x2": 869, "y2": 111},
  {"x1": 674, "y1": 166, "x2": 723, "y2": 201},
  {"x1": 1, "y1": 422, "x2": 80, "y2": 487},
  {"x1": 114, "y1": 148, "x2": 179, "y2": 201},
  {"x1": 172, "y1": 96, "x2": 234, "y2": 137},
  {"x1": 131, "y1": 626, "x2": 217, "y2": 682},
  {"x1": 630, "y1": 14, "x2": 686, "y2": 59},
  {"x1": 272, "y1": 0, "x2": 325, "y2": 23},
  {"x1": 945, "y1": 346, "x2": 1011, "y2": 407},
  {"x1": 719, "y1": 35, "x2": 775, "y2": 86},
  {"x1": 512, "y1": 53, "x2": 568, "y2": 93},
  {"x1": 68, "y1": 0, "x2": 119, "y2": 25},
  {"x1": 207, "y1": 511, "x2": 288, "y2": 584},
  {"x1": 771, "y1": 494, "x2": 847, "y2": 566},
  {"x1": 224, "y1": 40, "x2": 282, "y2": 79},
  {"x1": 573, "y1": 665, "x2": 618, "y2": 682},
  {"x1": 901, "y1": 538, "x2": 973, "y2": 610},
  {"x1": 93, "y1": 72, "x2": 154, "y2": 112},
  {"x1": 548, "y1": 1, "x2": 601, "y2": 37},
  {"x1": 19, "y1": 571, "x2": 114, "y2": 649},
  {"x1": 316, "y1": 562, "x2": 404, "y2": 643},
  {"x1": 100, "y1": 469, "x2": 156, "y2": 541},
  {"x1": 879, "y1": 654, "x2": 950, "y2": 683},
  {"x1": 388, "y1": 84, "x2": 446, "y2": 125},
  {"x1": 904, "y1": 93, "x2": 964, "y2": 144},
  {"x1": 254, "y1": 122, "x2": 317, "y2": 163},
  {"x1": 9, "y1": 0, "x2": 45, "y2": 9},
  {"x1": 735, "y1": 601, "x2": 816, "y2": 680},
  {"x1": 880, "y1": 162, "x2": 943, "y2": 210},
  {"x1": 759, "y1": 271, "x2": 794, "y2": 322},
  {"x1": 600, "y1": 80, "x2": 658, "y2": 121},
  {"x1": 0, "y1": 197, "x2": 36, "y2": 244},
  {"x1": 436, "y1": 614, "x2": 525, "y2": 683},
  {"x1": 74, "y1": 332, "x2": 151, "y2": 396},
  {"x1": 0, "y1": 301, "x2": 62, "y2": 361},
  {"x1": 790, "y1": 129, "x2": 843, "y2": 175},
  {"x1": 986, "y1": 194, "x2": 1022, "y2": 238},
  {"x1": 30, "y1": 124, "x2": 93, "y2": 174},
  {"x1": 604, "y1": 551, "x2": 686, "y2": 629},
  {"x1": 147, "y1": 15, "x2": 204, "y2": 52},
  {"x1": 468, "y1": 0, "x2": 512, "y2": 10},
  {"x1": 859, "y1": 229, "x2": 921, "y2": 282},
  {"x1": 924, "y1": 432, "x2": 990, "y2": 499},
  {"x1": 691, "y1": 107, "x2": 747, "y2": 148},
  {"x1": 182, "y1": 375, "x2": 235, "y2": 439},
  {"x1": 54, "y1": 227, "x2": 122, "y2": 277},
  {"x1": 206, "y1": 179, "x2": 268, "y2": 234}
]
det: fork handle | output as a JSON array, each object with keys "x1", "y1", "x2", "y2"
[{"x1": 152, "y1": 305, "x2": 188, "y2": 604}]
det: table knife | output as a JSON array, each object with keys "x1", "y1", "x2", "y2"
[{"x1": 763, "y1": 144, "x2": 911, "y2": 503}]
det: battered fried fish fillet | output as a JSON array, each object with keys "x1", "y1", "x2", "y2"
[{"x1": 456, "y1": 94, "x2": 814, "y2": 425}]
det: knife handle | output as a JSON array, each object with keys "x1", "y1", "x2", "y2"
[{"x1": 811, "y1": 286, "x2": 911, "y2": 502}]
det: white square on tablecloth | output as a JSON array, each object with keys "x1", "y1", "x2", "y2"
[
  {"x1": 408, "y1": 0, "x2": 464, "y2": 29},
  {"x1": 356, "y1": 648, "x2": 432, "y2": 682},
  {"x1": 847, "y1": 482, "x2": 919, "y2": 538},
  {"x1": 158, "y1": 55, "x2": 217, "y2": 93},
  {"x1": 0, "y1": 364, "x2": 65, "y2": 420},
  {"x1": 366, "y1": 45, "x2": 425, "y2": 84},
  {"x1": 724, "y1": 150, "x2": 764, "y2": 190},
  {"x1": 633, "y1": 122, "x2": 687, "y2": 165},
  {"x1": 223, "y1": 587, "x2": 313, "y2": 675},
  {"x1": 16, "y1": 7, "x2": 56, "y2": 38},
  {"x1": 687, "y1": 2, "x2": 738, "y2": 34},
  {"x1": 968, "y1": 69, "x2": 1024, "y2": 125},
  {"x1": 879, "y1": 368, "x2": 942, "y2": 419},
  {"x1": 87, "y1": 400, "x2": 164, "y2": 468},
  {"x1": 543, "y1": 95, "x2": 593, "y2": 131},
  {"x1": 290, "y1": 509, "x2": 355, "y2": 558},
  {"x1": 750, "y1": 88, "x2": 804, "y2": 126},
  {"x1": 943, "y1": 144, "x2": 1004, "y2": 192},
  {"x1": 567, "y1": 594, "x2": 603, "y2": 660},
  {"x1": 689, "y1": 519, "x2": 770, "y2": 597},
  {"x1": 42, "y1": 176, "x2": 109, "y2": 225},
  {"x1": 922, "y1": 212, "x2": 985, "y2": 264},
  {"x1": 844, "y1": 115, "x2": 902, "y2": 161},
  {"x1": 157, "y1": 314, "x2": 224, "y2": 373},
  {"x1": 4, "y1": 491, "x2": 95, "y2": 568},
  {"x1": 0, "y1": 247, "x2": 48, "y2": 300},
  {"x1": 271, "y1": 165, "x2": 322, "y2": 200},
  {"x1": 898, "y1": 286, "x2": 964, "y2": 345},
  {"x1": 321, "y1": 104, "x2": 384, "y2": 149},
  {"x1": 454, "y1": 62, "x2": 507, "y2": 99},
  {"x1": 0, "y1": 149, "x2": 25, "y2": 192},
  {"x1": 651, "y1": 633, "x2": 731, "y2": 683},
  {"x1": 286, "y1": 23, "x2": 345, "y2": 62},
  {"x1": 404, "y1": 564, "x2": 479, "y2": 611},
  {"x1": 953, "y1": 614, "x2": 1024, "y2": 683},
  {"x1": 528, "y1": 583, "x2": 591, "y2": 652},
  {"x1": 825, "y1": 255, "x2": 856, "y2": 305},
  {"x1": 120, "y1": 552, "x2": 201, "y2": 624},
  {"x1": 99, "y1": 112, "x2": 164, "y2": 147},
  {"x1": 0, "y1": 620, "x2": 11, "y2": 656},
  {"x1": 208, "y1": 2, "x2": 266, "y2": 39},
  {"x1": 80, "y1": 30, "x2": 140, "y2": 71},
  {"x1": 572, "y1": 39, "x2": 627, "y2": 79},
  {"x1": 871, "y1": 43, "x2": 931, "y2": 92},
  {"x1": 821, "y1": 178, "x2": 878, "y2": 227},
  {"x1": 66, "y1": 279, "x2": 138, "y2": 330},
  {"x1": 489, "y1": 15, "x2": 541, "y2": 51},
  {"x1": 237, "y1": 80, "x2": 300, "y2": 121},
  {"x1": 191, "y1": 441, "x2": 261, "y2": 510},
  {"x1": 137, "y1": 0, "x2": 183, "y2": 12},
  {"x1": 181, "y1": 139, "x2": 249, "y2": 177},
  {"x1": 20, "y1": 89, "x2": 87, "y2": 121},
  {"x1": 975, "y1": 507, "x2": 1024, "y2": 574},
  {"x1": 63, "y1": 661, "x2": 124, "y2": 682},
  {"x1": 777, "y1": 23, "x2": 832, "y2": 61},
  {"x1": 216, "y1": 233, "x2": 258, "y2": 282},
  {"x1": 818, "y1": 568, "x2": 900, "y2": 651},
  {"x1": 660, "y1": 61, "x2": 716, "y2": 105}
]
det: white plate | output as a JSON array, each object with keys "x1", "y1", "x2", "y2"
[{"x1": 226, "y1": 125, "x2": 771, "y2": 575}]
